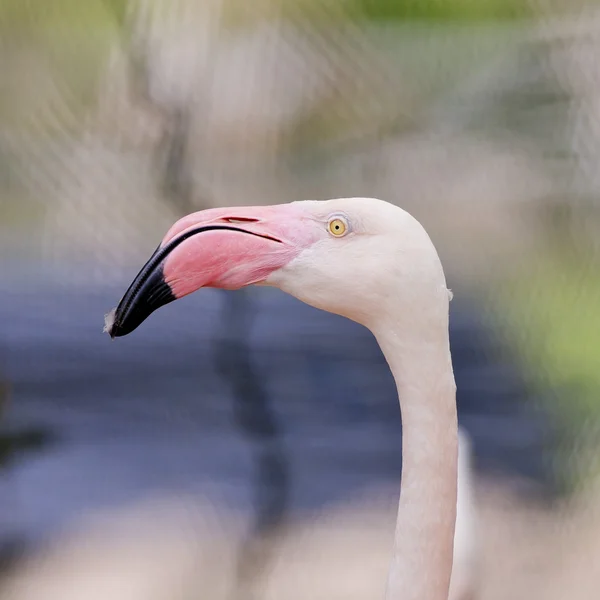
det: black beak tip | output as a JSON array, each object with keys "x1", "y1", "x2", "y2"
[{"x1": 104, "y1": 265, "x2": 178, "y2": 340}]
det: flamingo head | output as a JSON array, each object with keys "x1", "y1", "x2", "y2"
[{"x1": 105, "y1": 197, "x2": 447, "y2": 338}]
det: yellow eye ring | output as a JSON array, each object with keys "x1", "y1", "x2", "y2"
[{"x1": 328, "y1": 217, "x2": 348, "y2": 237}]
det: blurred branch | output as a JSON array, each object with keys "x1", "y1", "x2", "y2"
[{"x1": 101, "y1": 0, "x2": 201, "y2": 214}]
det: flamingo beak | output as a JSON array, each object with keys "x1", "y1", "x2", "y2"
[{"x1": 105, "y1": 204, "x2": 317, "y2": 338}]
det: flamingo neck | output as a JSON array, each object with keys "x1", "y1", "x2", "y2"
[{"x1": 374, "y1": 316, "x2": 457, "y2": 600}]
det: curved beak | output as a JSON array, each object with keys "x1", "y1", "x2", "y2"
[
  {"x1": 104, "y1": 204, "x2": 315, "y2": 338},
  {"x1": 104, "y1": 241, "x2": 180, "y2": 339}
]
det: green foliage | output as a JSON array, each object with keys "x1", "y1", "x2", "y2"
[
  {"x1": 505, "y1": 259, "x2": 600, "y2": 412},
  {"x1": 351, "y1": 0, "x2": 533, "y2": 22},
  {"x1": 0, "y1": 0, "x2": 124, "y2": 128},
  {"x1": 499, "y1": 254, "x2": 600, "y2": 489},
  {"x1": 0, "y1": 0, "x2": 122, "y2": 29},
  {"x1": 0, "y1": 0, "x2": 534, "y2": 31},
  {"x1": 100, "y1": 0, "x2": 128, "y2": 26}
]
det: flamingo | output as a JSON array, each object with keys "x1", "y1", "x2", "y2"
[{"x1": 105, "y1": 197, "x2": 458, "y2": 600}]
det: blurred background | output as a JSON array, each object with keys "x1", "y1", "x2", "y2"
[{"x1": 1, "y1": 0, "x2": 600, "y2": 598}]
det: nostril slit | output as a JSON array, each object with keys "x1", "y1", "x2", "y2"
[{"x1": 224, "y1": 217, "x2": 259, "y2": 224}]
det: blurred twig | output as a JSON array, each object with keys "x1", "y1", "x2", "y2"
[{"x1": 102, "y1": 0, "x2": 199, "y2": 215}]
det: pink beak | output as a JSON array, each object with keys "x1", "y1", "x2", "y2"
[{"x1": 106, "y1": 203, "x2": 317, "y2": 338}]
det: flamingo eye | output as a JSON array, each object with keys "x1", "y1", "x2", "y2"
[{"x1": 327, "y1": 217, "x2": 348, "y2": 237}]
